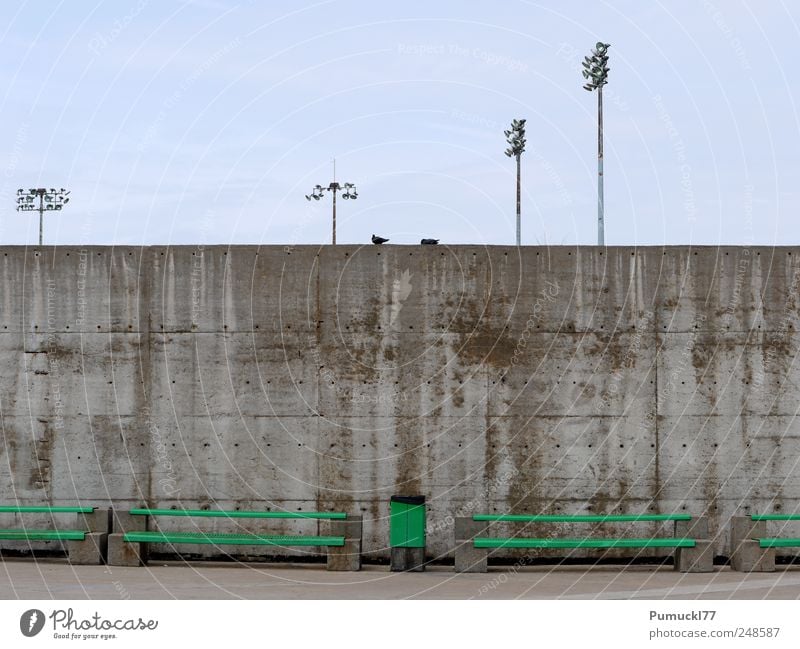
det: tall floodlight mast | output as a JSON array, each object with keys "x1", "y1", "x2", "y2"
[
  {"x1": 504, "y1": 119, "x2": 527, "y2": 246},
  {"x1": 582, "y1": 42, "x2": 610, "y2": 246}
]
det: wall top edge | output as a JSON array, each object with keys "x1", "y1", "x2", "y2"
[{"x1": 0, "y1": 245, "x2": 797, "y2": 252}]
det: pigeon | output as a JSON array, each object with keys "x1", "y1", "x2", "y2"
[
  {"x1": 372, "y1": 234, "x2": 389, "y2": 244},
  {"x1": 420, "y1": 238, "x2": 439, "y2": 245}
]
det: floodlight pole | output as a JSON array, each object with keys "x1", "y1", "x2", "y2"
[
  {"x1": 305, "y1": 160, "x2": 358, "y2": 245},
  {"x1": 582, "y1": 41, "x2": 610, "y2": 247},
  {"x1": 16, "y1": 187, "x2": 70, "y2": 246},
  {"x1": 332, "y1": 181, "x2": 337, "y2": 245},
  {"x1": 597, "y1": 86, "x2": 604, "y2": 247},
  {"x1": 504, "y1": 118, "x2": 526, "y2": 246},
  {"x1": 37, "y1": 191, "x2": 44, "y2": 246},
  {"x1": 515, "y1": 152, "x2": 521, "y2": 246}
]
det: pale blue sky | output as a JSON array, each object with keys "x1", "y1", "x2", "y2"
[{"x1": 0, "y1": 0, "x2": 796, "y2": 246}]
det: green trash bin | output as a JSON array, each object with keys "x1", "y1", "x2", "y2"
[{"x1": 390, "y1": 495, "x2": 426, "y2": 571}]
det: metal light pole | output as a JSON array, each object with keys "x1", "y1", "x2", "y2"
[
  {"x1": 305, "y1": 161, "x2": 357, "y2": 245},
  {"x1": 504, "y1": 119, "x2": 526, "y2": 246},
  {"x1": 16, "y1": 188, "x2": 70, "y2": 246},
  {"x1": 582, "y1": 42, "x2": 610, "y2": 246}
]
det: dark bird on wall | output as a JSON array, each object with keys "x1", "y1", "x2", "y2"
[
  {"x1": 420, "y1": 238, "x2": 439, "y2": 245},
  {"x1": 372, "y1": 234, "x2": 389, "y2": 244}
]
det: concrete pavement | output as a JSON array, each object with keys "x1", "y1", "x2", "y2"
[{"x1": 1, "y1": 559, "x2": 799, "y2": 599}]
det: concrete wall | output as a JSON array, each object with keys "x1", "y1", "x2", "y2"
[{"x1": 1, "y1": 245, "x2": 799, "y2": 560}]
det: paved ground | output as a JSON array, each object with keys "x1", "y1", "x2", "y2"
[{"x1": 1, "y1": 560, "x2": 799, "y2": 599}]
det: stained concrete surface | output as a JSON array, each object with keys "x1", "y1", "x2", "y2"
[{"x1": 3, "y1": 245, "x2": 800, "y2": 561}]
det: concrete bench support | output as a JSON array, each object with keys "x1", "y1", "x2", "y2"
[
  {"x1": 730, "y1": 517, "x2": 775, "y2": 572},
  {"x1": 68, "y1": 533, "x2": 108, "y2": 565},
  {"x1": 674, "y1": 541, "x2": 714, "y2": 572},
  {"x1": 68, "y1": 509, "x2": 111, "y2": 565},
  {"x1": 327, "y1": 515, "x2": 362, "y2": 571},
  {"x1": 454, "y1": 517, "x2": 489, "y2": 573},
  {"x1": 673, "y1": 516, "x2": 713, "y2": 573},
  {"x1": 107, "y1": 510, "x2": 148, "y2": 567}
]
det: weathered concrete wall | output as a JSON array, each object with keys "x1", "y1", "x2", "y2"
[{"x1": 1, "y1": 245, "x2": 799, "y2": 560}]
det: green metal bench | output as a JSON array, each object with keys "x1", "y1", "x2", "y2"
[
  {"x1": 730, "y1": 514, "x2": 800, "y2": 572},
  {"x1": 455, "y1": 513, "x2": 712, "y2": 573},
  {"x1": 108, "y1": 508, "x2": 362, "y2": 571},
  {"x1": 0, "y1": 505, "x2": 110, "y2": 564},
  {"x1": 750, "y1": 514, "x2": 800, "y2": 549}
]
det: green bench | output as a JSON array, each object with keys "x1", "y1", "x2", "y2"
[
  {"x1": 455, "y1": 513, "x2": 713, "y2": 573},
  {"x1": 108, "y1": 508, "x2": 362, "y2": 571},
  {"x1": 730, "y1": 514, "x2": 800, "y2": 572},
  {"x1": 0, "y1": 505, "x2": 110, "y2": 564}
]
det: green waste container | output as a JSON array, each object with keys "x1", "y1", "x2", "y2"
[{"x1": 390, "y1": 495, "x2": 426, "y2": 548}]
